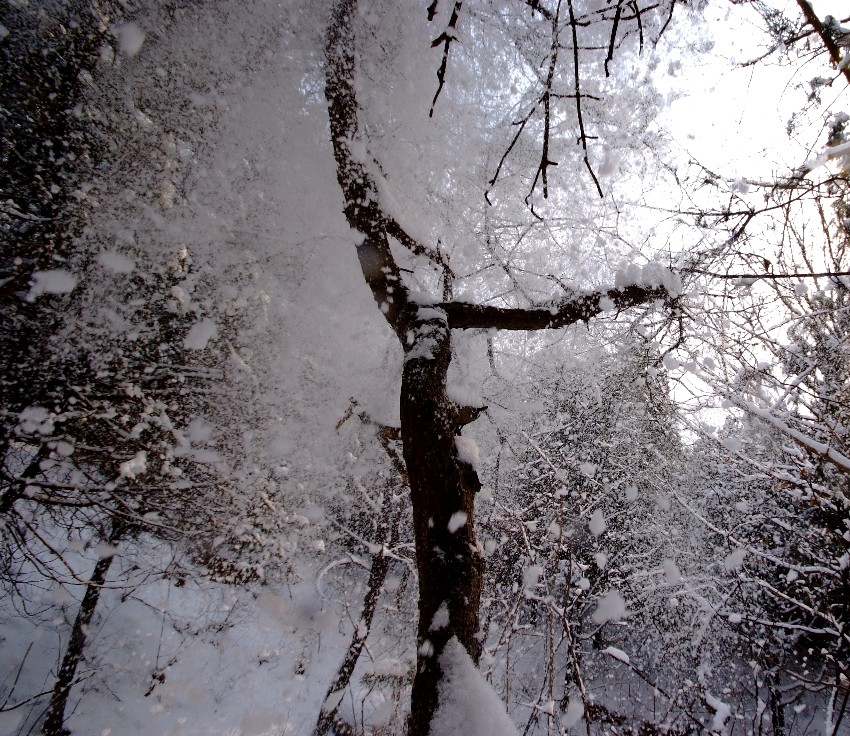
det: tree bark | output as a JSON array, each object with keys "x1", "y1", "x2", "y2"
[
  {"x1": 401, "y1": 316, "x2": 484, "y2": 736},
  {"x1": 41, "y1": 524, "x2": 123, "y2": 736}
]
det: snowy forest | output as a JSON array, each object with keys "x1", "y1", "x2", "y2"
[{"x1": 1, "y1": 0, "x2": 849, "y2": 734}]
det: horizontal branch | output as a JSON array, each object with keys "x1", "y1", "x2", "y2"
[
  {"x1": 439, "y1": 283, "x2": 669, "y2": 330},
  {"x1": 687, "y1": 269, "x2": 850, "y2": 281}
]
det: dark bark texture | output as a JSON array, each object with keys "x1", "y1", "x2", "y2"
[{"x1": 401, "y1": 317, "x2": 485, "y2": 736}]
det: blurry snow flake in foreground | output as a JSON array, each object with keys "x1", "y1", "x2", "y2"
[
  {"x1": 94, "y1": 541, "x2": 121, "y2": 559},
  {"x1": 603, "y1": 646, "x2": 630, "y2": 664},
  {"x1": 663, "y1": 558, "x2": 682, "y2": 584},
  {"x1": 184, "y1": 318, "x2": 218, "y2": 349},
  {"x1": 430, "y1": 638, "x2": 519, "y2": 736},
  {"x1": 96, "y1": 250, "x2": 135, "y2": 274},
  {"x1": 112, "y1": 22, "x2": 146, "y2": 57},
  {"x1": 562, "y1": 697, "x2": 584, "y2": 728},
  {"x1": 365, "y1": 658, "x2": 409, "y2": 679},
  {"x1": 588, "y1": 509, "x2": 606, "y2": 537},
  {"x1": 522, "y1": 564, "x2": 543, "y2": 590},
  {"x1": 321, "y1": 689, "x2": 345, "y2": 715},
  {"x1": 27, "y1": 269, "x2": 77, "y2": 300},
  {"x1": 705, "y1": 692, "x2": 732, "y2": 733},
  {"x1": 430, "y1": 602, "x2": 450, "y2": 631},
  {"x1": 599, "y1": 295, "x2": 615, "y2": 312},
  {"x1": 662, "y1": 353, "x2": 680, "y2": 371},
  {"x1": 731, "y1": 177, "x2": 749, "y2": 194},
  {"x1": 724, "y1": 548, "x2": 747, "y2": 572},
  {"x1": 447, "y1": 511, "x2": 467, "y2": 533},
  {"x1": 119, "y1": 451, "x2": 147, "y2": 479},
  {"x1": 455, "y1": 435, "x2": 480, "y2": 469},
  {"x1": 18, "y1": 406, "x2": 54, "y2": 435},
  {"x1": 578, "y1": 462, "x2": 596, "y2": 478},
  {"x1": 446, "y1": 379, "x2": 484, "y2": 410},
  {"x1": 592, "y1": 590, "x2": 628, "y2": 623},
  {"x1": 721, "y1": 436, "x2": 743, "y2": 453}
]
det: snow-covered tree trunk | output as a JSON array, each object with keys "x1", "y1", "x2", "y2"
[
  {"x1": 325, "y1": 5, "x2": 485, "y2": 727},
  {"x1": 400, "y1": 319, "x2": 486, "y2": 735}
]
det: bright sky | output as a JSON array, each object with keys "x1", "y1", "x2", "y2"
[{"x1": 664, "y1": 0, "x2": 849, "y2": 179}]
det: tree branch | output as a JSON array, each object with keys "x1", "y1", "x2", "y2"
[
  {"x1": 386, "y1": 217, "x2": 453, "y2": 276},
  {"x1": 486, "y1": 105, "x2": 537, "y2": 205},
  {"x1": 685, "y1": 268, "x2": 850, "y2": 281},
  {"x1": 440, "y1": 283, "x2": 669, "y2": 330},
  {"x1": 429, "y1": 1, "x2": 463, "y2": 117},
  {"x1": 520, "y1": 0, "x2": 554, "y2": 22},
  {"x1": 796, "y1": 0, "x2": 850, "y2": 85},
  {"x1": 566, "y1": 0, "x2": 604, "y2": 198},
  {"x1": 538, "y1": 0, "x2": 562, "y2": 200},
  {"x1": 604, "y1": 0, "x2": 623, "y2": 76},
  {"x1": 325, "y1": 0, "x2": 412, "y2": 340}
]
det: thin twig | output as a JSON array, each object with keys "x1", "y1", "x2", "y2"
[
  {"x1": 429, "y1": 1, "x2": 463, "y2": 117},
  {"x1": 567, "y1": 0, "x2": 604, "y2": 197},
  {"x1": 604, "y1": 0, "x2": 623, "y2": 76}
]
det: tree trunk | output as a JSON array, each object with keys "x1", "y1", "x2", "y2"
[
  {"x1": 401, "y1": 318, "x2": 483, "y2": 736},
  {"x1": 41, "y1": 524, "x2": 123, "y2": 736}
]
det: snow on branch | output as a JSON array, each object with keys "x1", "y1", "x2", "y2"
[
  {"x1": 796, "y1": 0, "x2": 850, "y2": 85},
  {"x1": 440, "y1": 282, "x2": 670, "y2": 330},
  {"x1": 726, "y1": 394, "x2": 850, "y2": 473},
  {"x1": 325, "y1": 0, "x2": 410, "y2": 339}
]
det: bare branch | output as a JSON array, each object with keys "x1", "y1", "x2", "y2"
[
  {"x1": 685, "y1": 268, "x2": 850, "y2": 281},
  {"x1": 631, "y1": 0, "x2": 644, "y2": 53},
  {"x1": 486, "y1": 105, "x2": 537, "y2": 205},
  {"x1": 538, "y1": 0, "x2": 563, "y2": 200},
  {"x1": 566, "y1": 0, "x2": 604, "y2": 198},
  {"x1": 604, "y1": 0, "x2": 623, "y2": 76},
  {"x1": 429, "y1": 1, "x2": 463, "y2": 117},
  {"x1": 654, "y1": 0, "x2": 676, "y2": 47}
]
